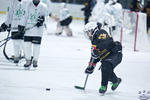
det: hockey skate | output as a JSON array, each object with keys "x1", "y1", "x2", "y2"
[
  {"x1": 55, "y1": 32, "x2": 62, "y2": 36},
  {"x1": 99, "y1": 85, "x2": 107, "y2": 94},
  {"x1": 24, "y1": 60, "x2": 32, "y2": 69},
  {"x1": 111, "y1": 78, "x2": 122, "y2": 91},
  {"x1": 13, "y1": 57, "x2": 19, "y2": 64},
  {"x1": 33, "y1": 60, "x2": 38, "y2": 68}
]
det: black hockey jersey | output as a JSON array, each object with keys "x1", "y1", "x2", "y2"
[{"x1": 91, "y1": 29, "x2": 116, "y2": 61}]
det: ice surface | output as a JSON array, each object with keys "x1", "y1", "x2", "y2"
[{"x1": 0, "y1": 14, "x2": 150, "y2": 100}]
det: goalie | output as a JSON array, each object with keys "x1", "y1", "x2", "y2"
[{"x1": 53, "y1": 3, "x2": 73, "y2": 37}]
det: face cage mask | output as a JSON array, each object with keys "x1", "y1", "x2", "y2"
[{"x1": 84, "y1": 29, "x2": 96, "y2": 41}]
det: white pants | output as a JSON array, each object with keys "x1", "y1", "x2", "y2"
[
  {"x1": 13, "y1": 39, "x2": 24, "y2": 58},
  {"x1": 55, "y1": 22, "x2": 72, "y2": 36},
  {"x1": 24, "y1": 42, "x2": 40, "y2": 61}
]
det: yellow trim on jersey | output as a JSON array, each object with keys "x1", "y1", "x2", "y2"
[
  {"x1": 92, "y1": 45, "x2": 96, "y2": 48},
  {"x1": 99, "y1": 52, "x2": 110, "y2": 61}
]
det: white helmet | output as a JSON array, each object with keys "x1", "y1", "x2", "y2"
[
  {"x1": 109, "y1": 0, "x2": 117, "y2": 4},
  {"x1": 112, "y1": 0, "x2": 117, "y2": 3},
  {"x1": 60, "y1": 2, "x2": 67, "y2": 8},
  {"x1": 84, "y1": 22, "x2": 98, "y2": 40}
]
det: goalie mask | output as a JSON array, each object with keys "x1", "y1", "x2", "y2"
[{"x1": 84, "y1": 22, "x2": 98, "y2": 40}]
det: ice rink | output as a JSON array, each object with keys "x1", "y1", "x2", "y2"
[{"x1": 0, "y1": 14, "x2": 150, "y2": 100}]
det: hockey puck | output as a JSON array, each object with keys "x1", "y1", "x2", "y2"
[{"x1": 46, "y1": 88, "x2": 51, "y2": 91}]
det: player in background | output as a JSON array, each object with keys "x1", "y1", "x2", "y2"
[
  {"x1": 89, "y1": 0, "x2": 105, "y2": 22},
  {"x1": 54, "y1": 2, "x2": 72, "y2": 37},
  {"x1": 81, "y1": 0, "x2": 93, "y2": 25},
  {"x1": 19, "y1": 0, "x2": 47, "y2": 68},
  {"x1": 84, "y1": 21, "x2": 122, "y2": 94},
  {"x1": 89, "y1": 0, "x2": 122, "y2": 40},
  {"x1": 142, "y1": 0, "x2": 150, "y2": 34},
  {"x1": 103, "y1": 0, "x2": 123, "y2": 38},
  {"x1": 130, "y1": 0, "x2": 143, "y2": 12},
  {"x1": 0, "y1": 0, "x2": 29, "y2": 63}
]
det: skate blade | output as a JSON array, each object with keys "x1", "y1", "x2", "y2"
[{"x1": 24, "y1": 66, "x2": 31, "y2": 70}]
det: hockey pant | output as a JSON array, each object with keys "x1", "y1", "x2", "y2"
[
  {"x1": 24, "y1": 42, "x2": 40, "y2": 62},
  {"x1": 101, "y1": 52, "x2": 122, "y2": 86},
  {"x1": 56, "y1": 22, "x2": 72, "y2": 36}
]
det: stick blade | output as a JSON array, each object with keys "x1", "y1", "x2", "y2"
[{"x1": 74, "y1": 86, "x2": 85, "y2": 90}]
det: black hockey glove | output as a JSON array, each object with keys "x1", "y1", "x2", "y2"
[
  {"x1": 112, "y1": 26, "x2": 116, "y2": 31},
  {"x1": 0, "y1": 23, "x2": 8, "y2": 32},
  {"x1": 85, "y1": 62, "x2": 96, "y2": 74},
  {"x1": 36, "y1": 16, "x2": 45, "y2": 27},
  {"x1": 18, "y1": 25, "x2": 25, "y2": 36}
]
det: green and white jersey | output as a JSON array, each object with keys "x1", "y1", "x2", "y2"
[
  {"x1": 22, "y1": 2, "x2": 47, "y2": 37},
  {"x1": 6, "y1": 0, "x2": 29, "y2": 32}
]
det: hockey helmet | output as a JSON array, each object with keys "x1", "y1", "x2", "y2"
[
  {"x1": 109, "y1": 0, "x2": 117, "y2": 3},
  {"x1": 112, "y1": 0, "x2": 117, "y2": 3},
  {"x1": 84, "y1": 21, "x2": 98, "y2": 40},
  {"x1": 60, "y1": 2, "x2": 67, "y2": 8}
]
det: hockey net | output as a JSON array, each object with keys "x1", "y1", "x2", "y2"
[{"x1": 115, "y1": 10, "x2": 150, "y2": 52}]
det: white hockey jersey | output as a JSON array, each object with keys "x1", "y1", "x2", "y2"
[
  {"x1": 5, "y1": 0, "x2": 29, "y2": 32},
  {"x1": 41, "y1": 0, "x2": 52, "y2": 16},
  {"x1": 21, "y1": 1, "x2": 47, "y2": 37},
  {"x1": 59, "y1": 7, "x2": 71, "y2": 21},
  {"x1": 104, "y1": 2, "x2": 123, "y2": 27}
]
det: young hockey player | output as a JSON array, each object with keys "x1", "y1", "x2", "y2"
[
  {"x1": 19, "y1": 0, "x2": 47, "y2": 68},
  {"x1": 84, "y1": 21, "x2": 122, "y2": 94},
  {"x1": 0, "y1": 0, "x2": 29, "y2": 63},
  {"x1": 55, "y1": 2, "x2": 72, "y2": 37}
]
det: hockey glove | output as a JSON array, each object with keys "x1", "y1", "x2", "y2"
[
  {"x1": 112, "y1": 26, "x2": 116, "y2": 31},
  {"x1": 0, "y1": 23, "x2": 8, "y2": 32},
  {"x1": 36, "y1": 16, "x2": 45, "y2": 27},
  {"x1": 85, "y1": 62, "x2": 96, "y2": 74}
]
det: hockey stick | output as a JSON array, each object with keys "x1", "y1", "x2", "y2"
[
  {"x1": 74, "y1": 58, "x2": 95, "y2": 90},
  {"x1": 74, "y1": 74, "x2": 89, "y2": 90},
  {"x1": 3, "y1": 31, "x2": 11, "y2": 61},
  {"x1": 1, "y1": 25, "x2": 36, "y2": 61},
  {"x1": 0, "y1": 25, "x2": 36, "y2": 43}
]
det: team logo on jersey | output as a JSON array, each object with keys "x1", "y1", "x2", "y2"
[
  {"x1": 98, "y1": 33, "x2": 106, "y2": 39},
  {"x1": 138, "y1": 90, "x2": 150, "y2": 100},
  {"x1": 15, "y1": 5, "x2": 26, "y2": 19},
  {"x1": 29, "y1": 9, "x2": 40, "y2": 23}
]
